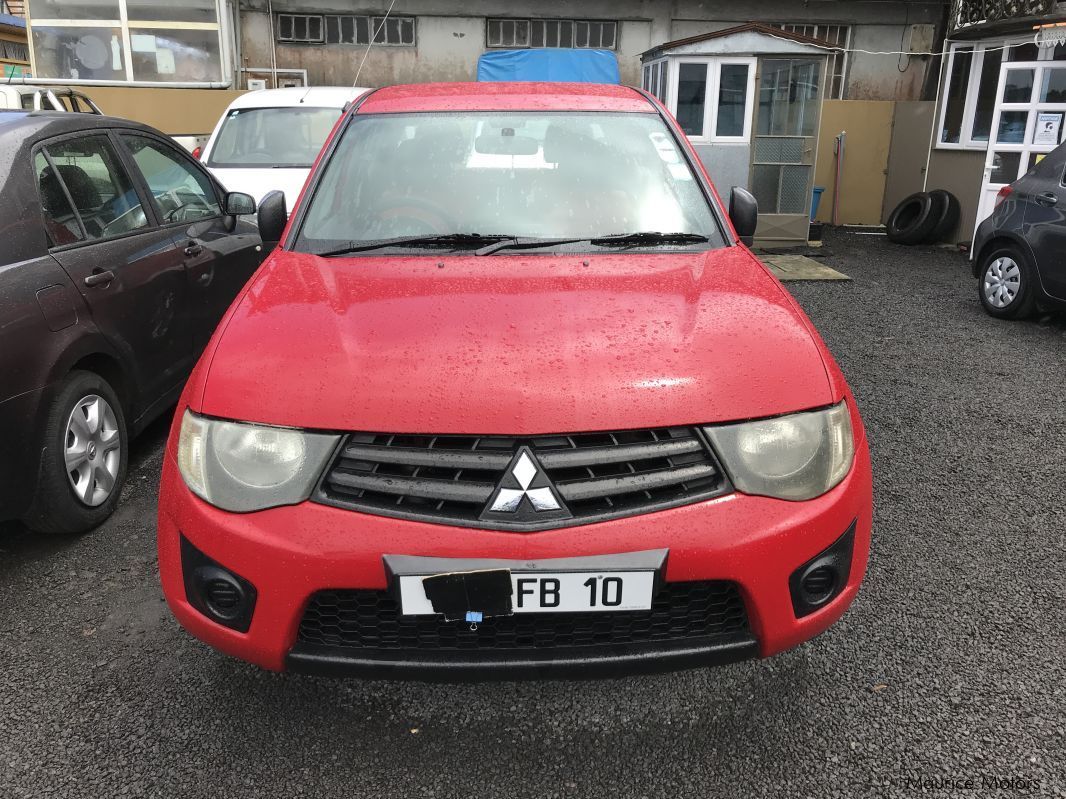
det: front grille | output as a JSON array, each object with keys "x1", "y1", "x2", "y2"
[
  {"x1": 314, "y1": 427, "x2": 730, "y2": 530},
  {"x1": 297, "y1": 581, "x2": 749, "y2": 652}
]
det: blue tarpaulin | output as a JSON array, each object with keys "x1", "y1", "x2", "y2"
[{"x1": 476, "y1": 49, "x2": 620, "y2": 84}]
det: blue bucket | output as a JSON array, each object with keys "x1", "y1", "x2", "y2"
[{"x1": 810, "y1": 186, "x2": 826, "y2": 222}]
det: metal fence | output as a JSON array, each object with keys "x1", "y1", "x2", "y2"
[{"x1": 951, "y1": 0, "x2": 1057, "y2": 29}]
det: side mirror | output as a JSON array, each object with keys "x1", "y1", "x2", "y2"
[
  {"x1": 224, "y1": 191, "x2": 256, "y2": 216},
  {"x1": 728, "y1": 187, "x2": 758, "y2": 247},
  {"x1": 257, "y1": 190, "x2": 288, "y2": 244}
]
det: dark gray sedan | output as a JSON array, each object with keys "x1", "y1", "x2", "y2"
[
  {"x1": 0, "y1": 111, "x2": 265, "y2": 534},
  {"x1": 973, "y1": 141, "x2": 1066, "y2": 320}
]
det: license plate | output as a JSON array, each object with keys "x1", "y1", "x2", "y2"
[{"x1": 399, "y1": 570, "x2": 656, "y2": 616}]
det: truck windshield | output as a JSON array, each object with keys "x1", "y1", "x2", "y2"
[
  {"x1": 207, "y1": 106, "x2": 342, "y2": 168},
  {"x1": 295, "y1": 111, "x2": 723, "y2": 253}
]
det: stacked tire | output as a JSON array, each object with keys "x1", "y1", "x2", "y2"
[{"x1": 886, "y1": 190, "x2": 960, "y2": 246}]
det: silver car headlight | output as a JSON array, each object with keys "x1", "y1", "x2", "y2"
[
  {"x1": 704, "y1": 401, "x2": 855, "y2": 501},
  {"x1": 177, "y1": 410, "x2": 340, "y2": 512}
]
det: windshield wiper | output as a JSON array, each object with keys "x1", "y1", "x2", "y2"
[
  {"x1": 589, "y1": 232, "x2": 710, "y2": 247},
  {"x1": 475, "y1": 232, "x2": 710, "y2": 256},
  {"x1": 475, "y1": 236, "x2": 588, "y2": 256},
  {"x1": 316, "y1": 233, "x2": 513, "y2": 257}
]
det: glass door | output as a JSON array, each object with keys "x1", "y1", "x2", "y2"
[
  {"x1": 750, "y1": 57, "x2": 827, "y2": 245},
  {"x1": 976, "y1": 61, "x2": 1066, "y2": 238}
]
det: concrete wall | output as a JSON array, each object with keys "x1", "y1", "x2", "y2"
[
  {"x1": 812, "y1": 100, "x2": 895, "y2": 225},
  {"x1": 846, "y1": 25, "x2": 928, "y2": 100},
  {"x1": 693, "y1": 142, "x2": 751, "y2": 197},
  {"x1": 239, "y1": 0, "x2": 666, "y2": 87},
  {"x1": 242, "y1": 11, "x2": 489, "y2": 86},
  {"x1": 237, "y1": 0, "x2": 945, "y2": 97}
]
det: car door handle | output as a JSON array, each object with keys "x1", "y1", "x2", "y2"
[
  {"x1": 1036, "y1": 192, "x2": 1059, "y2": 206},
  {"x1": 184, "y1": 242, "x2": 204, "y2": 257},
  {"x1": 83, "y1": 269, "x2": 115, "y2": 288}
]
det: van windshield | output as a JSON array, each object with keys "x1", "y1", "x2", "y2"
[
  {"x1": 295, "y1": 111, "x2": 723, "y2": 253},
  {"x1": 207, "y1": 106, "x2": 342, "y2": 168}
]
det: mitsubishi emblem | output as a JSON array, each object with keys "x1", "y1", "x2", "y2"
[{"x1": 480, "y1": 447, "x2": 571, "y2": 526}]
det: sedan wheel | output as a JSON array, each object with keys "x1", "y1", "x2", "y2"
[
  {"x1": 21, "y1": 370, "x2": 128, "y2": 534},
  {"x1": 982, "y1": 256, "x2": 1021, "y2": 309},
  {"x1": 64, "y1": 394, "x2": 122, "y2": 507},
  {"x1": 977, "y1": 246, "x2": 1036, "y2": 320}
]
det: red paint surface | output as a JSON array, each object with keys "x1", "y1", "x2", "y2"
[
  {"x1": 199, "y1": 248, "x2": 834, "y2": 433},
  {"x1": 158, "y1": 435, "x2": 871, "y2": 671},
  {"x1": 158, "y1": 81, "x2": 873, "y2": 673},
  {"x1": 356, "y1": 81, "x2": 654, "y2": 115}
]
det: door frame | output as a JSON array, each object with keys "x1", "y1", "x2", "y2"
[
  {"x1": 975, "y1": 59, "x2": 1066, "y2": 241},
  {"x1": 749, "y1": 55, "x2": 829, "y2": 246}
]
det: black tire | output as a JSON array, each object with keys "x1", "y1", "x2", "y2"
[
  {"x1": 21, "y1": 370, "x2": 128, "y2": 534},
  {"x1": 976, "y1": 244, "x2": 1037, "y2": 321},
  {"x1": 923, "y1": 189, "x2": 961, "y2": 244},
  {"x1": 887, "y1": 192, "x2": 938, "y2": 245}
]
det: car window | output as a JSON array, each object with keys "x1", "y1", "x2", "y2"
[
  {"x1": 34, "y1": 151, "x2": 86, "y2": 246},
  {"x1": 207, "y1": 106, "x2": 343, "y2": 168},
  {"x1": 121, "y1": 134, "x2": 221, "y2": 223},
  {"x1": 296, "y1": 111, "x2": 723, "y2": 250},
  {"x1": 39, "y1": 135, "x2": 149, "y2": 242}
]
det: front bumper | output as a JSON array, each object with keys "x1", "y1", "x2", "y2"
[{"x1": 157, "y1": 435, "x2": 872, "y2": 679}]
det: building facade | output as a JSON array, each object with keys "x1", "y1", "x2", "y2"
[{"x1": 236, "y1": 0, "x2": 945, "y2": 100}]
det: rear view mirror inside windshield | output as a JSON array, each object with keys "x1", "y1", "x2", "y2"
[{"x1": 474, "y1": 130, "x2": 539, "y2": 156}]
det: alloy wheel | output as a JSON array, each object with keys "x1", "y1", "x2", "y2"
[
  {"x1": 64, "y1": 394, "x2": 121, "y2": 507},
  {"x1": 983, "y1": 256, "x2": 1022, "y2": 309}
]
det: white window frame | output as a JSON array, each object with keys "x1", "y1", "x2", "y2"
[
  {"x1": 936, "y1": 37, "x2": 1061, "y2": 150},
  {"x1": 643, "y1": 56, "x2": 665, "y2": 100},
  {"x1": 666, "y1": 56, "x2": 757, "y2": 144}
]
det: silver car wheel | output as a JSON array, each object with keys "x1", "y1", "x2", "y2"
[
  {"x1": 983, "y1": 256, "x2": 1022, "y2": 309},
  {"x1": 64, "y1": 394, "x2": 121, "y2": 507}
]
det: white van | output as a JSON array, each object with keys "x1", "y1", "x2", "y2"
[{"x1": 199, "y1": 86, "x2": 371, "y2": 208}]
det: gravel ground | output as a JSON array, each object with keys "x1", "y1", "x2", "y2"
[{"x1": 1, "y1": 231, "x2": 1064, "y2": 798}]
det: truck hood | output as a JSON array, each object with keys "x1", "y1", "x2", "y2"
[{"x1": 199, "y1": 248, "x2": 835, "y2": 433}]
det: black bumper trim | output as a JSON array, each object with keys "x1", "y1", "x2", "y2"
[{"x1": 284, "y1": 635, "x2": 759, "y2": 681}]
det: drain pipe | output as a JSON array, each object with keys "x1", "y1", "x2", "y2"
[
  {"x1": 832, "y1": 130, "x2": 846, "y2": 227},
  {"x1": 266, "y1": 0, "x2": 278, "y2": 89}
]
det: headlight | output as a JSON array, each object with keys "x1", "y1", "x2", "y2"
[
  {"x1": 704, "y1": 401, "x2": 855, "y2": 501},
  {"x1": 177, "y1": 410, "x2": 340, "y2": 512}
]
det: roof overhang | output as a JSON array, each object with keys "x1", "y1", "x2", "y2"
[{"x1": 642, "y1": 23, "x2": 830, "y2": 61}]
